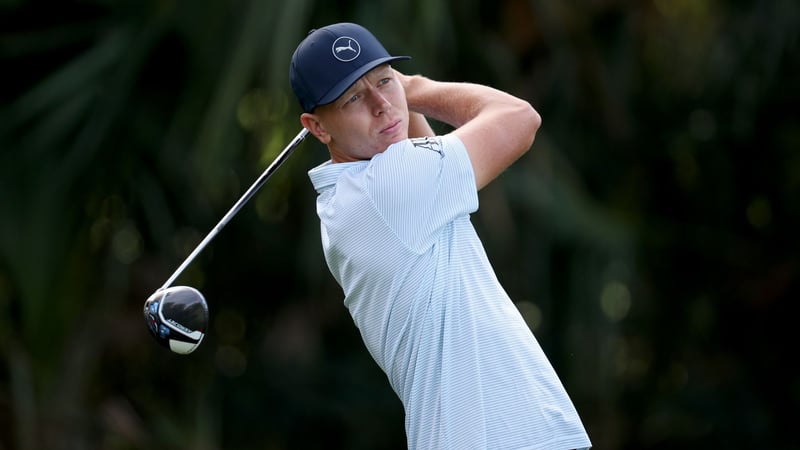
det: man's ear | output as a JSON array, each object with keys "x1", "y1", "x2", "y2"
[{"x1": 300, "y1": 113, "x2": 331, "y2": 144}]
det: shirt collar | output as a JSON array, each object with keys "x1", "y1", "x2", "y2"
[{"x1": 308, "y1": 159, "x2": 365, "y2": 193}]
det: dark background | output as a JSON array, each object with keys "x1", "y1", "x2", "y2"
[{"x1": 1, "y1": 0, "x2": 798, "y2": 449}]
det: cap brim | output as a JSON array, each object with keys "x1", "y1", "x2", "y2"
[{"x1": 314, "y1": 55, "x2": 410, "y2": 110}]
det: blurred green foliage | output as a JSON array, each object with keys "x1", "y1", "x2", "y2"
[{"x1": 1, "y1": 0, "x2": 798, "y2": 449}]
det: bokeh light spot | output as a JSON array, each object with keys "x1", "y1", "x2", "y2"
[
  {"x1": 111, "y1": 222, "x2": 142, "y2": 264},
  {"x1": 600, "y1": 281, "x2": 631, "y2": 322}
]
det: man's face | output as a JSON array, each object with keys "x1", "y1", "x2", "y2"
[{"x1": 303, "y1": 64, "x2": 409, "y2": 162}]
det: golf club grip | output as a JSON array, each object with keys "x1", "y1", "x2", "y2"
[{"x1": 159, "y1": 128, "x2": 310, "y2": 290}]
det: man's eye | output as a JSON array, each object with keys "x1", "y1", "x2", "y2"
[
  {"x1": 345, "y1": 94, "x2": 360, "y2": 105},
  {"x1": 378, "y1": 78, "x2": 390, "y2": 86}
]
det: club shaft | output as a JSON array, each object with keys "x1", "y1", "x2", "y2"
[{"x1": 160, "y1": 128, "x2": 309, "y2": 290}]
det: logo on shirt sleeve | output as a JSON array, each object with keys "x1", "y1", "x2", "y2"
[{"x1": 410, "y1": 136, "x2": 443, "y2": 155}]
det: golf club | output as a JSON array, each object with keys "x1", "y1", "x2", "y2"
[{"x1": 144, "y1": 127, "x2": 309, "y2": 354}]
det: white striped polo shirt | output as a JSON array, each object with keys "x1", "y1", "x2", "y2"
[{"x1": 308, "y1": 134, "x2": 591, "y2": 450}]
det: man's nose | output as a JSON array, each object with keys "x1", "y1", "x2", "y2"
[{"x1": 368, "y1": 90, "x2": 391, "y2": 115}]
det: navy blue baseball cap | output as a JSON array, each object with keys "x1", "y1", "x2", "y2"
[{"x1": 290, "y1": 23, "x2": 410, "y2": 113}]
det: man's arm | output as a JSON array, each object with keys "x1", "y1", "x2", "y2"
[
  {"x1": 397, "y1": 71, "x2": 541, "y2": 190},
  {"x1": 408, "y1": 111, "x2": 435, "y2": 138}
]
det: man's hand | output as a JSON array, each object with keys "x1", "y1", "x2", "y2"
[{"x1": 393, "y1": 69, "x2": 434, "y2": 138}]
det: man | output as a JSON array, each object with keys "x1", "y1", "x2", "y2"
[{"x1": 290, "y1": 22, "x2": 591, "y2": 449}]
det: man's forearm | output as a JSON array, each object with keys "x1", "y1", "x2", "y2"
[
  {"x1": 400, "y1": 74, "x2": 529, "y2": 129},
  {"x1": 408, "y1": 111, "x2": 435, "y2": 138}
]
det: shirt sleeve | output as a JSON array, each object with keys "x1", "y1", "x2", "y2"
[{"x1": 363, "y1": 134, "x2": 479, "y2": 252}]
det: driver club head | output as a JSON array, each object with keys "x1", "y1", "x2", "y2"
[{"x1": 143, "y1": 286, "x2": 209, "y2": 355}]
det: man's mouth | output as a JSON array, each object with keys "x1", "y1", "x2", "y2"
[{"x1": 380, "y1": 119, "x2": 402, "y2": 135}]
